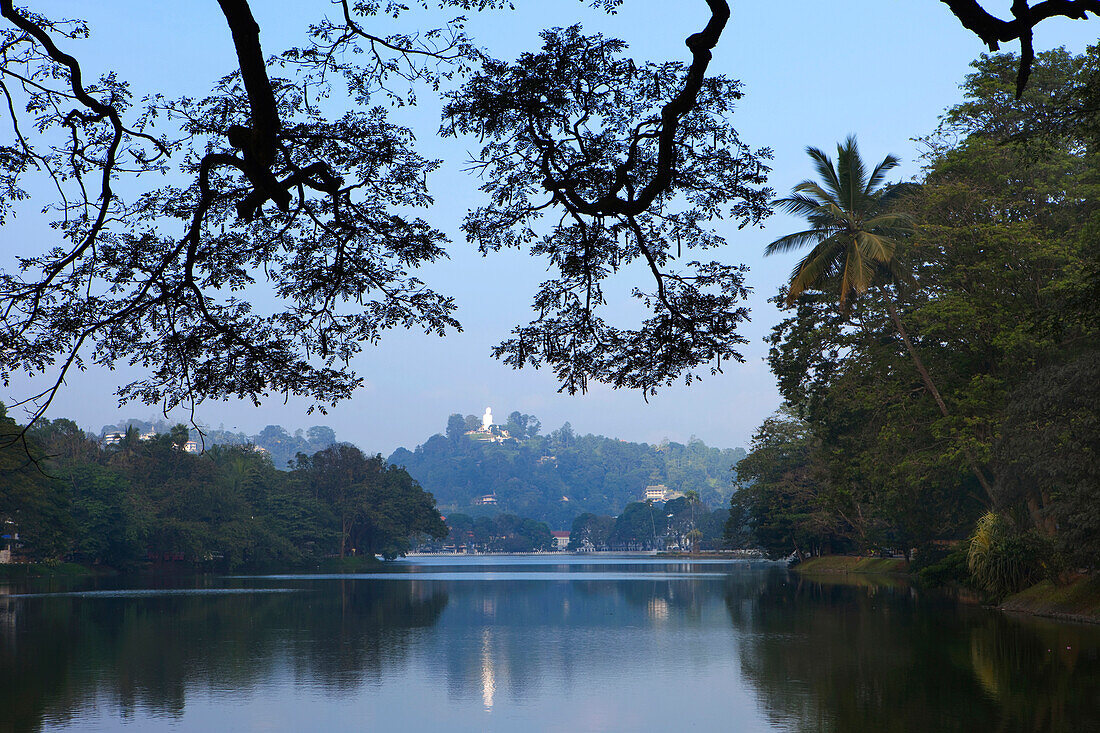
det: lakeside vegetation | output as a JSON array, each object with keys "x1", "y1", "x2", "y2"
[
  {"x1": 727, "y1": 48, "x2": 1099, "y2": 603},
  {"x1": 793, "y1": 557, "x2": 910, "y2": 576},
  {"x1": 0, "y1": 407, "x2": 447, "y2": 570}
]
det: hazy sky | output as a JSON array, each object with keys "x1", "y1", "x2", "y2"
[{"x1": 3, "y1": 1, "x2": 1097, "y2": 453}]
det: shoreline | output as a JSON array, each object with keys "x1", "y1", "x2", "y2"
[
  {"x1": 792, "y1": 556, "x2": 910, "y2": 575},
  {"x1": 792, "y1": 555, "x2": 1100, "y2": 625}
]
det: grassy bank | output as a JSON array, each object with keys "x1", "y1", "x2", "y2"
[
  {"x1": 0, "y1": 555, "x2": 388, "y2": 581},
  {"x1": 793, "y1": 556, "x2": 910, "y2": 575},
  {"x1": 0, "y1": 562, "x2": 101, "y2": 580},
  {"x1": 1000, "y1": 575, "x2": 1100, "y2": 624}
]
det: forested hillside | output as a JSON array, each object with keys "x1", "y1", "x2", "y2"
[{"x1": 389, "y1": 413, "x2": 745, "y2": 527}]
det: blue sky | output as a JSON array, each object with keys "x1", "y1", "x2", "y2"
[{"x1": 3, "y1": 1, "x2": 1097, "y2": 453}]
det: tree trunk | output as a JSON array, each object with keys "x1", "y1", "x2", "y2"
[{"x1": 882, "y1": 294, "x2": 998, "y2": 508}]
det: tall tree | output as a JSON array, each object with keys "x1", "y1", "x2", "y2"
[{"x1": 765, "y1": 136, "x2": 996, "y2": 504}]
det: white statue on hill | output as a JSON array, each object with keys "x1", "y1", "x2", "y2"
[{"x1": 482, "y1": 407, "x2": 493, "y2": 430}]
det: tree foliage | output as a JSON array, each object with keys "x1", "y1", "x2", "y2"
[
  {"x1": 0, "y1": 409, "x2": 445, "y2": 567},
  {"x1": 734, "y1": 47, "x2": 1100, "y2": 570},
  {"x1": 443, "y1": 20, "x2": 772, "y2": 393},
  {"x1": 0, "y1": 0, "x2": 773, "y2": 426}
]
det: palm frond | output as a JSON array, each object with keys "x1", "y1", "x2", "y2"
[
  {"x1": 837, "y1": 135, "x2": 866, "y2": 213},
  {"x1": 764, "y1": 228, "x2": 827, "y2": 256},
  {"x1": 854, "y1": 230, "x2": 896, "y2": 264},
  {"x1": 774, "y1": 191, "x2": 829, "y2": 219},
  {"x1": 864, "y1": 211, "x2": 914, "y2": 235},
  {"x1": 789, "y1": 181, "x2": 835, "y2": 207},
  {"x1": 787, "y1": 246, "x2": 837, "y2": 303},
  {"x1": 864, "y1": 153, "x2": 901, "y2": 196},
  {"x1": 806, "y1": 146, "x2": 841, "y2": 200},
  {"x1": 838, "y1": 243, "x2": 875, "y2": 310}
]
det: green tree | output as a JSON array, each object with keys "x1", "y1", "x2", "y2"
[
  {"x1": 353, "y1": 465, "x2": 447, "y2": 559},
  {"x1": 766, "y1": 136, "x2": 997, "y2": 504},
  {"x1": 293, "y1": 444, "x2": 383, "y2": 558},
  {"x1": 726, "y1": 410, "x2": 840, "y2": 560},
  {"x1": 446, "y1": 414, "x2": 469, "y2": 442},
  {"x1": 0, "y1": 405, "x2": 72, "y2": 559},
  {"x1": 568, "y1": 512, "x2": 614, "y2": 550}
]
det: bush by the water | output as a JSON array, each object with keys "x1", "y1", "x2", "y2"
[
  {"x1": 967, "y1": 512, "x2": 1056, "y2": 599},
  {"x1": 911, "y1": 543, "x2": 970, "y2": 588}
]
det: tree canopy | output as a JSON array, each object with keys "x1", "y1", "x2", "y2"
[
  {"x1": 730, "y1": 46, "x2": 1100, "y2": 572},
  {"x1": 1, "y1": 0, "x2": 1094, "y2": 425},
  {"x1": 1, "y1": 407, "x2": 446, "y2": 566}
]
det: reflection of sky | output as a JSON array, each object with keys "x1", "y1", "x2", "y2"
[
  {"x1": 19, "y1": 557, "x2": 1100, "y2": 732},
  {"x1": 26, "y1": 558, "x2": 776, "y2": 732}
]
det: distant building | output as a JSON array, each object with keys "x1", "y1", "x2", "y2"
[
  {"x1": 475, "y1": 494, "x2": 498, "y2": 506},
  {"x1": 551, "y1": 531, "x2": 570, "y2": 551},
  {"x1": 140, "y1": 431, "x2": 157, "y2": 441},
  {"x1": 183, "y1": 440, "x2": 199, "y2": 453},
  {"x1": 103, "y1": 431, "x2": 125, "y2": 445},
  {"x1": 644, "y1": 484, "x2": 685, "y2": 503},
  {"x1": 644, "y1": 484, "x2": 669, "y2": 502}
]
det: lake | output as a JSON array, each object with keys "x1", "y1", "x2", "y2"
[{"x1": 1, "y1": 555, "x2": 1098, "y2": 732}]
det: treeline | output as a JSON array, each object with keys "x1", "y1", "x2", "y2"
[
  {"x1": 389, "y1": 412, "x2": 746, "y2": 527},
  {"x1": 99, "y1": 418, "x2": 339, "y2": 469},
  {"x1": 436, "y1": 513, "x2": 555, "y2": 553},
  {"x1": 0, "y1": 409, "x2": 446, "y2": 568},
  {"x1": 727, "y1": 49, "x2": 1100, "y2": 595},
  {"x1": 570, "y1": 496, "x2": 728, "y2": 552}
]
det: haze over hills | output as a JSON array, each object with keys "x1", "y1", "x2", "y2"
[
  {"x1": 388, "y1": 411, "x2": 746, "y2": 528},
  {"x1": 102, "y1": 411, "x2": 747, "y2": 529},
  {"x1": 100, "y1": 418, "x2": 339, "y2": 469}
]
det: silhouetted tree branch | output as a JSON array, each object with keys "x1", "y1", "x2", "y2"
[{"x1": 940, "y1": 0, "x2": 1100, "y2": 96}]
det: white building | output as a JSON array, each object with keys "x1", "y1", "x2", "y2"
[{"x1": 645, "y1": 484, "x2": 669, "y2": 502}]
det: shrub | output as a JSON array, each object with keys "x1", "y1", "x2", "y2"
[
  {"x1": 913, "y1": 543, "x2": 970, "y2": 588},
  {"x1": 967, "y1": 512, "x2": 1055, "y2": 599}
]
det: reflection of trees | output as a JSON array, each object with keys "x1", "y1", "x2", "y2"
[
  {"x1": 727, "y1": 573, "x2": 1100, "y2": 732},
  {"x1": 7, "y1": 566, "x2": 1097, "y2": 732},
  {"x1": 0, "y1": 581, "x2": 448, "y2": 732},
  {"x1": 436, "y1": 566, "x2": 751, "y2": 704}
]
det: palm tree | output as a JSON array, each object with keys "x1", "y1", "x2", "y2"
[
  {"x1": 765, "y1": 136, "x2": 996, "y2": 505},
  {"x1": 684, "y1": 489, "x2": 701, "y2": 553},
  {"x1": 766, "y1": 135, "x2": 911, "y2": 309}
]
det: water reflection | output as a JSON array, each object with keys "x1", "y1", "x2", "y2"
[
  {"x1": 0, "y1": 559, "x2": 1097, "y2": 733},
  {"x1": 0, "y1": 578, "x2": 448, "y2": 731},
  {"x1": 727, "y1": 572, "x2": 1100, "y2": 732}
]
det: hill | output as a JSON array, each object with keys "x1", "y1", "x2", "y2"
[
  {"x1": 388, "y1": 413, "x2": 746, "y2": 528},
  {"x1": 99, "y1": 419, "x2": 338, "y2": 469}
]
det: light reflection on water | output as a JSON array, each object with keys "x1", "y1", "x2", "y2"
[
  {"x1": 1, "y1": 556, "x2": 1098, "y2": 733},
  {"x1": 234, "y1": 571, "x2": 730, "y2": 580}
]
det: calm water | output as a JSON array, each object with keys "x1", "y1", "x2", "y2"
[{"x1": 1, "y1": 555, "x2": 1098, "y2": 732}]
